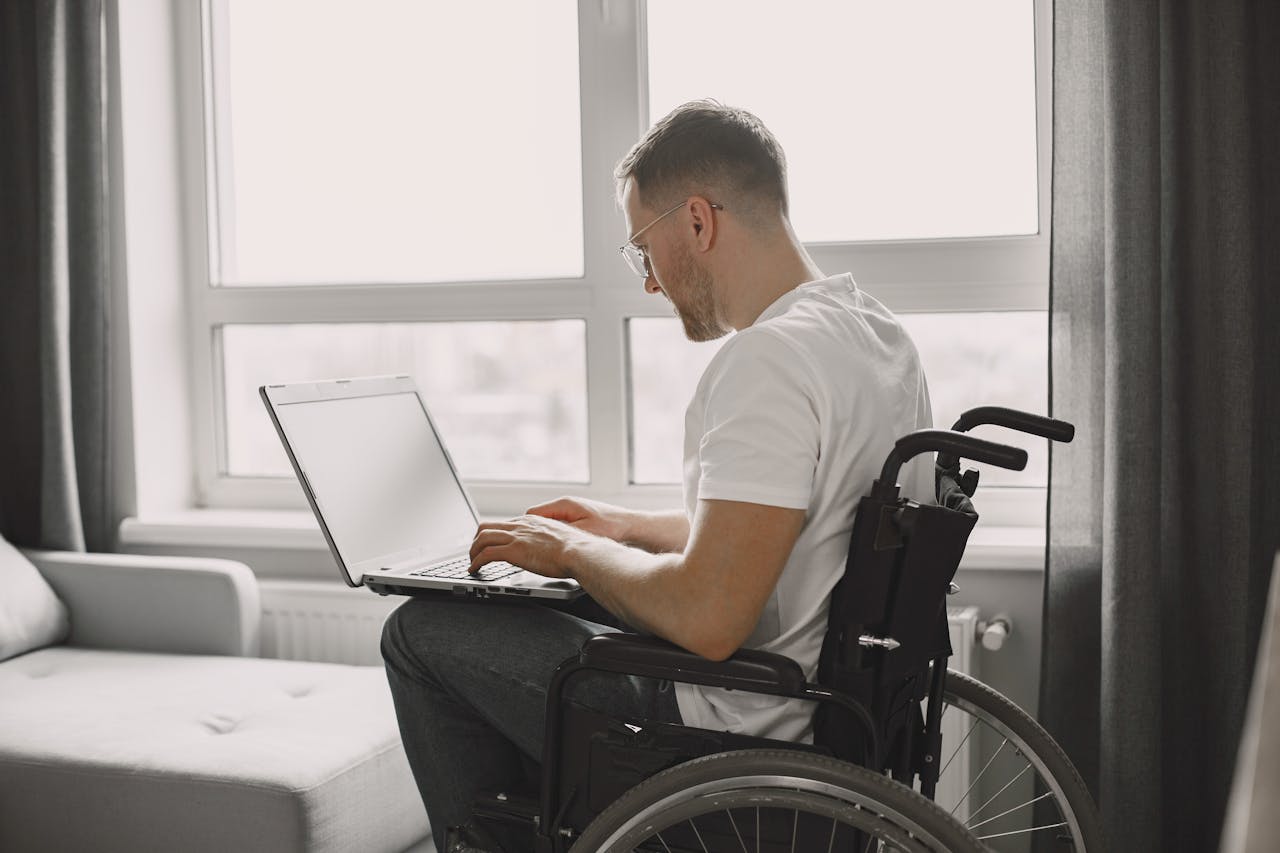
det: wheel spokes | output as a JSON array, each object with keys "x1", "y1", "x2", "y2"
[
  {"x1": 950, "y1": 737, "x2": 1008, "y2": 815},
  {"x1": 963, "y1": 762, "x2": 1032, "y2": 824},
  {"x1": 938, "y1": 718, "x2": 978, "y2": 780},
  {"x1": 725, "y1": 808, "x2": 748, "y2": 853},
  {"x1": 689, "y1": 816, "x2": 709, "y2": 853},
  {"x1": 967, "y1": 791, "x2": 1055, "y2": 832},
  {"x1": 977, "y1": 820, "x2": 1069, "y2": 841}
]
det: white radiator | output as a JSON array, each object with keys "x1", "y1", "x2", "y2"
[
  {"x1": 936, "y1": 604, "x2": 982, "y2": 821},
  {"x1": 259, "y1": 580, "x2": 404, "y2": 666}
]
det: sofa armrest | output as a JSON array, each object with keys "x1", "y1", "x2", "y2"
[{"x1": 21, "y1": 550, "x2": 261, "y2": 657}]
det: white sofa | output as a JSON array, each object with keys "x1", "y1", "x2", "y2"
[{"x1": 0, "y1": 541, "x2": 430, "y2": 853}]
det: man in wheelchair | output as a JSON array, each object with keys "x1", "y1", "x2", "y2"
[{"x1": 380, "y1": 100, "x2": 936, "y2": 852}]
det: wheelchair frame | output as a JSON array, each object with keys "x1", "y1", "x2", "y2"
[{"x1": 468, "y1": 408, "x2": 1089, "y2": 853}]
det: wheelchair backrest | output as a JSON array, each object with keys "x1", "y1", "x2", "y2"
[
  {"x1": 810, "y1": 411, "x2": 1067, "y2": 775},
  {"x1": 813, "y1": 466, "x2": 978, "y2": 769}
]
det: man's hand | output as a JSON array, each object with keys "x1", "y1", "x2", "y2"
[
  {"x1": 529, "y1": 496, "x2": 691, "y2": 554},
  {"x1": 525, "y1": 496, "x2": 632, "y2": 542},
  {"x1": 468, "y1": 514, "x2": 591, "y2": 579}
]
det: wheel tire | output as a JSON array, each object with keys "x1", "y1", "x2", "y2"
[
  {"x1": 942, "y1": 670, "x2": 1102, "y2": 851},
  {"x1": 569, "y1": 748, "x2": 989, "y2": 853}
]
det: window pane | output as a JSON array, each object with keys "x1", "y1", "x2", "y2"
[
  {"x1": 222, "y1": 322, "x2": 588, "y2": 482},
  {"x1": 629, "y1": 312, "x2": 1047, "y2": 488},
  {"x1": 646, "y1": 0, "x2": 1038, "y2": 242},
  {"x1": 900, "y1": 311, "x2": 1048, "y2": 486},
  {"x1": 628, "y1": 319, "x2": 726, "y2": 484},
  {"x1": 210, "y1": 0, "x2": 583, "y2": 284}
]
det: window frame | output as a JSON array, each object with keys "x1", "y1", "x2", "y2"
[{"x1": 176, "y1": 0, "x2": 1053, "y2": 524}]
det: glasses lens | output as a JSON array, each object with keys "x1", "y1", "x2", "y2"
[{"x1": 621, "y1": 245, "x2": 649, "y2": 278}]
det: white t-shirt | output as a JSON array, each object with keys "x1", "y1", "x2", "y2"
[{"x1": 677, "y1": 273, "x2": 934, "y2": 742}]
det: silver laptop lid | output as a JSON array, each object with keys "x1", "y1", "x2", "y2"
[{"x1": 261, "y1": 375, "x2": 478, "y2": 587}]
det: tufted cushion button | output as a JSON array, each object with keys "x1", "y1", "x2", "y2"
[{"x1": 201, "y1": 712, "x2": 241, "y2": 734}]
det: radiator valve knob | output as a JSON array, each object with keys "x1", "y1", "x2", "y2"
[{"x1": 977, "y1": 617, "x2": 1011, "y2": 651}]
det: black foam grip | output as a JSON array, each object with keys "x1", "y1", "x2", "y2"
[
  {"x1": 951, "y1": 406, "x2": 1075, "y2": 443},
  {"x1": 893, "y1": 429, "x2": 1028, "y2": 472}
]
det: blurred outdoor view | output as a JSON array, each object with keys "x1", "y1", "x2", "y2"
[
  {"x1": 214, "y1": 0, "x2": 582, "y2": 284},
  {"x1": 214, "y1": 1, "x2": 1036, "y2": 281},
  {"x1": 222, "y1": 321, "x2": 588, "y2": 482},
  {"x1": 630, "y1": 312, "x2": 1047, "y2": 487},
  {"x1": 647, "y1": 0, "x2": 1039, "y2": 242}
]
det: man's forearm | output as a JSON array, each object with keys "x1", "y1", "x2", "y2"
[
  {"x1": 621, "y1": 509, "x2": 690, "y2": 554},
  {"x1": 472, "y1": 499, "x2": 798, "y2": 661},
  {"x1": 564, "y1": 538, "x2": 730, "y2": 659}
]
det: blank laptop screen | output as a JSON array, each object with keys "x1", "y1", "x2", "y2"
[{"x1": 274, "y1": 391, "x2": 477, "y2": 571}]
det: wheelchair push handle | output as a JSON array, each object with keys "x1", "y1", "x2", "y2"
[
  {"x1": 952, "y1": 406, "x2": 1075, "y2": 444},
  {"x1": 878, "y1": 429, "x2": 1027, "y2": 493}
]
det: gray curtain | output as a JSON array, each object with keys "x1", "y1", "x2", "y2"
[
  {"x1": 0, "y1": 0, "x2": 113, "y2": 552},
  {"x1": 1042, "y1": 0, "x2": 1280, "y2": 851}
]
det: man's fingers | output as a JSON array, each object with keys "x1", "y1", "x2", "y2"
[
  {"x1": 469, "y1": 543, "x2": 511, "y2": 574},
  {"x1": 475, "y1": 520, "x2": 518, "y2": 533},
  {"x1": 524, "y1": 498, "x2": 558, "y2": 516},
  {"x1": 469, "y1": 529, "x2": 518, "y2": 573},
  {"x1": 527, "y1": 497, "x2": 593, "y2": 521},
  {"x1": 469, "y1": 528, "x2": 513, "y2": 563}
]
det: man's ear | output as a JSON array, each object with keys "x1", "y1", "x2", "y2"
[{"x1": 686, "y1": 195, "x2": 719, "y2": 252}]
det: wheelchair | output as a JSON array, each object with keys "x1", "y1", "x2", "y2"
[{"x1": 458, "y1": 407, "x2": 1100, "y2": 853}]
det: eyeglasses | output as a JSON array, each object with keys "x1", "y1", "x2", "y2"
[{"x1": 619, "y1": 199, "x2": 724, "y2": 278}]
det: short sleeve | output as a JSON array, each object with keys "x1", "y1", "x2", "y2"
[{"x1": 695, "y1": 330, "x2": 819, "y2": 509}]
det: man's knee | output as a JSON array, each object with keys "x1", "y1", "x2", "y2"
[
  {"x1": 380, "y1": 600, "x2": 418, "y2": 682},
  {"x1": 381, "y1": 596, "x2": 503, "y2": 678},
  {"x1": 381, "y1": 597, "x2": 449, "y2": 677}
]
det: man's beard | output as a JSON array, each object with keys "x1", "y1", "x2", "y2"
[{"x1": 669, "y1": 245, "x2": 729, "y2": 343}]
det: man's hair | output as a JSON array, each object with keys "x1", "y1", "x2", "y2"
[{"x1": 614, "y1": 100, "x2": 789, "y2": 222}]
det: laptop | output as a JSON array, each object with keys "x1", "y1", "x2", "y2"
[{"x1": 260, "y1": 375, "x2": 584, "y2": 601}]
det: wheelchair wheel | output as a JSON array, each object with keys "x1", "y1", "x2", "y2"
[
  {"x1": 569, "y1": 748, "x2": 988, "y2": 853},
  {"x1": 933, "y1": 670, "x2": 1101, "y2": 852}
]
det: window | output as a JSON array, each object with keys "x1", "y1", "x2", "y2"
[
  {"x1": 184, "y1": 0, "x2": 1051, "y2": 521},
  {"x1": 207, "y1": 0, "x2": 583, "y2": 284}
]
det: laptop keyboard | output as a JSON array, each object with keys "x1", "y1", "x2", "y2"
[{"x1": 409, "y1": 556, "x2": 521, "y2": 582}]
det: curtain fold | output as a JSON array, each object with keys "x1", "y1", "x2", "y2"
[
  {"x1": 1043, "y1": 1, "x2": 1280, "y2": 850},
  {"x1": 0, "y1": 0, "x2": 112, "y2": 553}
]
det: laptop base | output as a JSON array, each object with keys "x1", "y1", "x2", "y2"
[{"x1": 367, "y1": 579, "x2": 580, "y2": 601}]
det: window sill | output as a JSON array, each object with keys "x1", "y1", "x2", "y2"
[
  {"x1": 118, "y1": 510, "x2": 1046, "y2": 572},
  {"x1": 121, "y1": 510, "x2": 330, "y2": 551}
]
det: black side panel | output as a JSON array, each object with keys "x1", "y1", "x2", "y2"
[{"x1": 556, "y1": 702, "x2": 828, "y2": 833}]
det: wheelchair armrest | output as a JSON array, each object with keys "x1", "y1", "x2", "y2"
[
  {"x1": 539, "y1": 633, "x2": 882, "y2": 841},
  {"x1": 579, "y1": 632, "x2": 807, "y2": 696}
]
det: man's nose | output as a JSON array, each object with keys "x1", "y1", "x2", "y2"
[{"x1": 643, "y1": 274, "x2": 662, "y2": 295}]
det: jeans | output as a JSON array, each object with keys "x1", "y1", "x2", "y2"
[{"x1": 380, "y1": 594, "x2": 682, "y2": 848}]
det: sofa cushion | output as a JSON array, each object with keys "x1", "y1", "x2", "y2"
[
  {"x1": 0, "y1": 648, "x2": 429, "y2": 853},
  {"x1": 0, "y1": 536, "x2": 68, "y2": 662}
]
